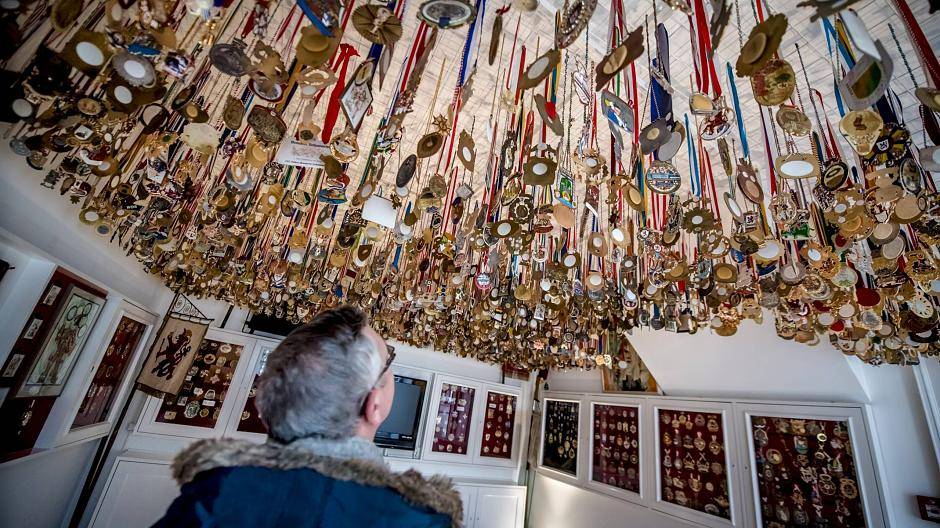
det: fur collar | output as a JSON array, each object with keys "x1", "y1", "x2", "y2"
[{"x1": 173, "y1": 438, "x2": 463, "y2": 527}]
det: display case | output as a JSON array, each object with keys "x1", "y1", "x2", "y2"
[
  {"x1": 232, "y1": 344, "x2": 274, "y2": 436},
  {"x1": 136, "y1": 328, "x2": 258, "y2": 440},
  {"x1": 588, "y1": 400, "x2": 642, "y2": 500},
  {"x1": 475, "y1": 385, "x2": 523, "y2": 468},
  {"x1": 479, "y1": 390, "x2": 516, "y2": 460},
  {"x1": 539, "y1": 397, "x2": 581, "y2": 479},
  {"x1": 424, "y1": 377, "x2": 479, "y2": 459},
  {"x1": 736, "y1": 403, "x2": 887, "y2": 528},
  {"x1": 41, "y1": 300, "x2": 157, "y2": 447},
  {"x1": 651, "y1": 399, "x2": 741, "y2": 528}
]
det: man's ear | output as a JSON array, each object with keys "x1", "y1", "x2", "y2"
[{"x1": 362, "y1": 389, "x2": 384, "y2": 425}]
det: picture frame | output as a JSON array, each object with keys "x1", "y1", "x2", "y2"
[
  {"x1": 600, "y1": 337, "x2": 658, "y2": 393},
  {"x1": 16, "y1": 284, "x2": 105, "y2": 398},
  {"x1": 538, "y1": 396, "x2": 583, "y2": 483},
  {"x1": 36, "y1": 300, "x2": 157, "y2": 448},
  {"x1": 137, "y1": 312, "x2": 210, "y2": 395}
]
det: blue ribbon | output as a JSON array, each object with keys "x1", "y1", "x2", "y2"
[
  {"x1": 684, "y1": 113, "x2": 700, "y2": 197},
  {"x1": 725, "y1": 62, "x2": 748, "y2": 159},
  {"x1": 458, "y1": 0, "x2": 485, "y2": 86},
  {"x1": 296, "y1": 0, "x2": 335, "y2": 38}
]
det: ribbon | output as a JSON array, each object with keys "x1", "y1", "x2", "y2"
[
  {"x1": 891, "y1": 0, "x2": 940, "y2": 87},
  {"x1": 691, "y1": 0, "x2": 721, "y2": 97},
  {"x1": 297, "y1": 0, "x2": 336, "y2": 38},
  {"x1": 684, "y1": 113, "x2": 700, "y2": 197},
  {"x1": 726, "y1": 62, "x2": 748, "y2": 159},
  {"x1": 321, "y1": 44, "x2": 360, "y2": 143}
]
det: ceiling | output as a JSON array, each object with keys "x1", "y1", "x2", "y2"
[{"x1": 320, "y1": 0, "x2": 939, "y2": 211}]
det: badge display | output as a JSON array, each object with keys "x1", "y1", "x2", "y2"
[
  {"x1": 236, "y1": 349, "x2": 272, "y2": 434},
  {"x1": 592, "y1": 404, "x2": 640, "y2": 493},
  {"x1": 750, "y1": 416, "x2": 866, "y2": 527},
  {"x1": 71, "y1": 316, "x2": 149, "y2": 429},
  {"x1": 479, "y1": 391, "x2": 516, "y2": 459},
  {"x1": 431, "y1": 383, "x2": 475, "y2": 455},
  {"x1": 658, "y1": 408, "x2": 731, "y2": 519},
  {"x1": 542, "y1": 400, "x2": 580, "y2": 476},
  {"x1": 155, "y1": 339, "x2": 243, "y2": 429}
]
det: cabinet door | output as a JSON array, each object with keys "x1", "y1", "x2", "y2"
[
  {"x1": 90, "y1": 458, "x2": 178, "y2": 528},
  {"x1": 474, "y1": 487, "x2": 526, "y2": 528},
  {"x1": 453, "y1": 484, "x2": 477, "y2": 527}
]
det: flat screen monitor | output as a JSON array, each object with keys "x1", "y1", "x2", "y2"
[{"x1": 374, "y1": 375, "x2": 427, "y2": 451}]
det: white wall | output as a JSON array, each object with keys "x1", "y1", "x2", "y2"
[
  {"x1": 529, "y1": 473, "x2": 694, "y2": 528},
  {"x1": 0, "y1": 143, "x2": 176, "y2": 528},
  {"x1": 628, "y1": 319, "x2": 868, "y2": 402},
  {"x1": 859, "y1": 363, "x2": 940, "y2": 528},
  {"x1": 0, "y1": 440, "x2": 99, "y2": 528},
  {"x1": 0, "y1": 147, "x2": 172, "y2": 313}
]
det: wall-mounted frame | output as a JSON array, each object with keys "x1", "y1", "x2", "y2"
[
  {"x1": 585, "y1": 395, "x2": 646, "y2": 505},
  {"x1": 649, "y1": 398, "x2": 742, "y2": 528},
  {"x1": 39, "y1": 300, "x2": 157, "y2": 448},
  {"x1": 476, "y1": 385, "x2": 523, "y2": 468},
  {"x1": 220, "y1": 339, "x2": 280, "y2": 441},
  {"x1": 538, "y1": 396, "x2": 583, "y2": 483},
  {"x1": 135, "y1": 328, "x2": 258, "y2": 442},
  {"x1": 734, "y1": 402, "x2": 887, "y2": 528},
  {"x1": 421, "y1": 375, "x2": 483, "y2": 463}
]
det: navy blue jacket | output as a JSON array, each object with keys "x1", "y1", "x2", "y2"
[{"x1": 154, "y1": 439, "x2": 462, "y2": 528}]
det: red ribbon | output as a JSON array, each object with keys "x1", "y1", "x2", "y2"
[
  {"x1": 321, "y1": 44, "x2": 360, "y2": 143},
  {"x1": 892, "y1": 0, "x2": 940, "y2": 87}
]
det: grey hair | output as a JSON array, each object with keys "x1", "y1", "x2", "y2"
[{"x1": 255, "y1": 305, "x2": 383, "y2": 442}]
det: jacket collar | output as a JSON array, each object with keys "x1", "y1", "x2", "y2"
[
  {"x1": 287, "y1": 435, "x2": 385, "y2": 465},
  {"x1": 172, "y1": 438, "x2": 463, "y2": 527}
]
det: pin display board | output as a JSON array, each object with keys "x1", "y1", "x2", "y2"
[
  {"x1": 431, "y1": 382, "x2": 475, "y2": 455},
  {"x1": 542, "y1": 399, "x2": 580, "y2": 476},
  {"x1": 592, "y1": 403, "x2": 640, "y2": 493},
  {"x1": 751, "y1": 415, "x2": 866, "y2": 527},
  {"x1": 658, "y1": 408, "x2": 731, "y2": 519},
  {"x1": 155, "y1": 339, "x2": 243, "y2": 429}
]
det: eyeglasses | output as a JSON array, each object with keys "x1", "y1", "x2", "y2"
[
  {"x1": 359, "y1": 344, "x2": 396, "y2": 416},
  {"x1": 377, "y1": 344, "x2": 396, "y2": 382}
]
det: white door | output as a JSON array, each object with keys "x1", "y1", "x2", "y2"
[
  {"x1": 454, "y1": 484, "x2": 478, "y2": 527},
  {"x1": 474, "y1": 487, "x2": 526, "y2": 528},
  {"x1": 90, "y1": 458, "x2": 178, "y2": 527}
]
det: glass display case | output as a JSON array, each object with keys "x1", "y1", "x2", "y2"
[
  {"x1": 541, "y1": 398, "x2": 580, "y2": 477},
  {"x1": 480, "y1": 390, "x2": 517, "y2": 460},
  {"x1": 750, "y1": 415, "x2": 866, "y2": 526},
  {"x1": 154, "y1": 338, "x2": 244, "y2": 429},
  {"x1": 431, "y1": 382, "x2": 476, "y2": 455},
  {"x1": 591, "y1": 403, "x2": 640, "y2": 494},
  {"x1": 657, "y1": 407, "x2": 731, "y2": 519}
]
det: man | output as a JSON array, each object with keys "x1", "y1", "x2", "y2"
[{"x1": 154, "y1": 306, "x2": 462, "y2": 527}]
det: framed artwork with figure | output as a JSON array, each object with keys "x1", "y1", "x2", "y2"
[
  {"x1": 16, "y1": 285, "x2": 105, "y2": 398},
  {"x1": 137, "y1": 313, "x2": 210, "y2": 395}
]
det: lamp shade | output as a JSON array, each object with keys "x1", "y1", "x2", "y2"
[{"x1": 361, "y1": 195, "x2": 396, "y2": 228}]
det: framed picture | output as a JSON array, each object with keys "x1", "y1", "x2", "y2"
[
  {"x1": 601, "y1": 337, "x2": 658, "y2": 393},
  {"x1": 137, "y1": 313, "x2": 210, "y2": 395},
  {"x1": 651, "y1": 398, "x2": 742, "y2": 528},
  {"x1": 539, "y1": 398, "x2": 581, "y2": 479},
  {"x1": 735, "y1": 403, "x2": 887, "y2": 528},
  {"x1": 16, "y1": 285, "x2": 105, "y2": 398},
  {"x1": 71, "y1": 315, "x2": 151, "y2": 429},
  {"x1": 23, "y1": 318, "x2": 43, "y2": 339}
]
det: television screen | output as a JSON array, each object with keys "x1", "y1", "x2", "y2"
[{"x1": 374, "y1": 375, "x2": 427, "y2": 451}]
